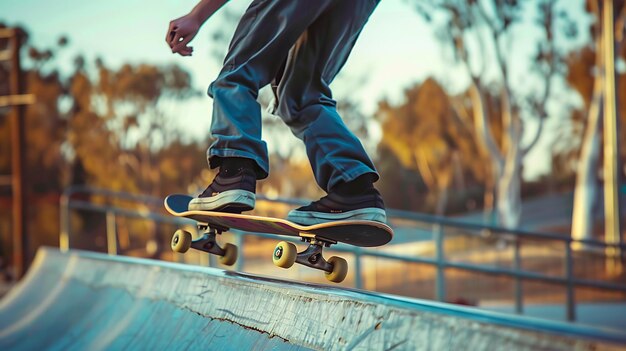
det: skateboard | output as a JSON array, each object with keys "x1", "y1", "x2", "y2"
[{"x1": 164, "y1": 194, "x2": 393, "y2": 283}]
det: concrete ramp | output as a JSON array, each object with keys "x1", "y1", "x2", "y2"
[{"x1": 1, "y1": 248, "x2": 624, "y2": 350}]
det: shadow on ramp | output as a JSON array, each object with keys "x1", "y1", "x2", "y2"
[{"x1": 1, "y1": 248, "x2": 625, "y2": 350}]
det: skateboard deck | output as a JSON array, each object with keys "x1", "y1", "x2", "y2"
[{"x1": 164, "y1": 194, "x2": 393, "y2": 247}]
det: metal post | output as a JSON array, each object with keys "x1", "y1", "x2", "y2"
[
  {"x1": 513, "y1": 238, "x2": 523, "y2": 315},
  {"x1": 208, "y1": 252, "x2": 214, "y2": 268},
  {"x1": 106, "y1": 211, "x2": 118, "y2": 255},
  {"x1": 59, "y1": 194, "x2": 70, "y2": 251},
  {"x1": 234, "y1": 232, "x2": 244, "y2": 271},
  {"x1": 565, "y1": 241, "x2": 576, "y2": 321},
  {"x1": 435, "y1": 224, "x2": 445, "y2": 301},
  {"x1": 354, "y1": 248, "x2": 363, "y2": 289},
  {"x1": 602, "y1": 0, "x2": 622, "y2": 276},
  {"x1": 8, "y1": 29, "x2": 27, "y2": 278}
]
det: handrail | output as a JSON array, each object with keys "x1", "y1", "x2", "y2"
[
  {"x1": 60, "y1": 185, "x2": 626, "y2": 248},
  {"x1": 59, "y1": 186, "x2": 626, "y2": 324},
  {"x1": 387, "y1": 208, "x2": 626, "y2": 247}
]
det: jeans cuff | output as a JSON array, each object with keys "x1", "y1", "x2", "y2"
[
  {"x1": 207, "y1": 148, "x2": 269, "y2": 179},
  {"x1": 328, "y1": 165, "x2": 379, "y2": 191}
]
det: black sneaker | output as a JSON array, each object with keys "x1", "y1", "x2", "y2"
[
  {"x1": 287, "y1": 188, "x2": 387, "y2": 225},
  {"x1": 188, "y1": 168, "x2": 256, "y2": 213}
]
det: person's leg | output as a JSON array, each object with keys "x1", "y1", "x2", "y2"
[
  {"x1": 191, "y1": 0, "x2": 337, "y2": 212},
  {"x1": 207, "y1": 0, "x2": 337, "y2": 177},
  {"x1": 272, "y1": 0, "x2": 386, "y2": 224}
]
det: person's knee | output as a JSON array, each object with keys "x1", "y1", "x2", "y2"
[
  {"x1": 208, "y1": 75, "x2": 232, "y2": 100},
  {"x1": 208, "y1": 70, "x2": 258, "y2": 100},
  {"x1": 276, "y1": 92, "x2": 333, "y2": 124},
  {"x1": 275, "y1": 95, "x2": 299, "y2": 124}
]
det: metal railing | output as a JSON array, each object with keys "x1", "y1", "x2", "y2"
[{"x1": 59, "y1": 186, "x2": 626, "y2": 323}]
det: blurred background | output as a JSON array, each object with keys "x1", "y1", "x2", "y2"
[{"x1": 1, "y1": 0, "x2": 625, "y2": 330}]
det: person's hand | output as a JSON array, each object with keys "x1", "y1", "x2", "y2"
[{"x1": 166, "y1": 14, "x2": 200, "y2": 56}]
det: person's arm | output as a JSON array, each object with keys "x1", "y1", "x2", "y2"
[{"x1": 166, "y1": 0, "x2": 230, "y2": 56}]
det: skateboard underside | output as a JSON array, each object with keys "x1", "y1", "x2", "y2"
[{"x1": 164, "y1": 194, "x2": 392, "y2": 247}]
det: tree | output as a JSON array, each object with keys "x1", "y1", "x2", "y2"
[
  {"x1": 375, "y1": 145, "x2": 429, "y2": 212},
  {"x1": 377, "y1": 78, "x2": 484, "y2": 215},
  {"x1": 410, "y1": 0, "x2": 569, "y2": 228},
  {"x1": 65, "y1": 56, "x2": 199, "y2": 194},
  {"x1": 569, "y1": 0, "x2": 626, "y2": 246},
  {"x1": 0, "y1": 25, "x2": 208, "y2": 262}
]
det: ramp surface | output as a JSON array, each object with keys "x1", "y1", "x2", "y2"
[{"x1": 1, "y1": 248, "x2": 625, "y2": 350}]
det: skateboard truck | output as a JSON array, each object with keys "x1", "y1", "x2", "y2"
[
  {"x1": 295, "y1": 238, "x2": 334, "y2": 273},
  {"x1": 273, "y1": 234, "x2": 348, "y2": 283},
  {"x1": 171, "y1": 225, "x2": 238, "y2": 266},
  {"x1": 191, "y1": 227, "x2": 225, "y2": 256}
]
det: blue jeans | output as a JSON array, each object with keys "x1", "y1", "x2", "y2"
[{"x1": 207, "y1": 0, "x2": 380, "y2": 192}]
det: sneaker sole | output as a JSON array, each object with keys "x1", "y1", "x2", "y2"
[
  {"x1": 286, "y1": 207, "x2": 387, "y2": 226},
  {"x1": 188, "y1": 190, "x2": 255, "y2": 212}
]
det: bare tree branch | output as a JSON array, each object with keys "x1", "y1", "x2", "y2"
[
  {"x1": 469, "y1": 79, "x2": 505, "y2": 169},
  {"x1": 523, "y1": 0, "x2": 559, "y2": 157}
]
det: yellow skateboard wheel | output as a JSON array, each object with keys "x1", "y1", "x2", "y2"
[
  {"x1": 171, "y1": 230, "x2": 192, "y2": 253},
  {"x1": 219, "y1": 243, "x2": 238, "y2": 266},
  {"x1": 325, "y1": 256, "x2": 348, "y2": 283},
  {"x1": 273, "y1": 241, "x2": 297, "y2": 268}
]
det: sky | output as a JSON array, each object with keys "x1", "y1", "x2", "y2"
[{"x1": 2, "y1": 0, "x2": 593, "y2": 180}]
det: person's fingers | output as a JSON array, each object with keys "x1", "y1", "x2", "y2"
[
  {"x1": 169, "y1": 32, "x2": 183, "y2": 49},
  {"x1": 172, "y1": 33, "x2": 195, "y2": 53},
  {"x1": 175, "y1": 49, "x2": 192, "y2": 57},
  {"x1": 168, "y1": 30, "x2": 177, "y2": 44},
  {"x1": 166, "y1": 23, "x2": 177, "y2": 44},
  {"x1": 174, "y1": 44, "x2": 194, "y2": 56}
]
